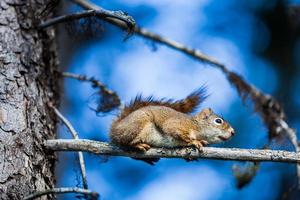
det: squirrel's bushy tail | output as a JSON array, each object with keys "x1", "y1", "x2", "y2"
[{"x1": 117, "y1": 86, "x2": 207, "y2": 122}]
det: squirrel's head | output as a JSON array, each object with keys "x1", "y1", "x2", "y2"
[{"x1": 193, "y1": 108, "x2": 235, "y2": 144}]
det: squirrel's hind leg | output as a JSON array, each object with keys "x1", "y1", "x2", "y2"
[
  {"x1": 130, "y1": 122, "x2": 162, "y2": 165},
  {"x1": 129, "y1": 121, "x2": 157, "y2": 150},
  {"x1": 131, "y1": 142, "x2": 160, "y2": 165}
]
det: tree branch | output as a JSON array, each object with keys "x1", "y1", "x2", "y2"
[
  {"x1": 24, "y1": 187, "x2": 99, "y2": 200},
  {"x1": 50, "y1": 105, "x2": 89, "y2": 191},
  {"x1": 49, "y1": 106, "x2": 99, "y2": 199},
  {"x1": 70, "y1": 0, "x2": 300, "y2": 186},
  {"x1": 60, "y1": 71, "x2": 121, "y2": 113},
  {"x1": 44, "y1": 139, "x2": 300, "y2": 163},
  {"x1": 279, "y1": 119, "x2": 300, "y2": 187},
  {"x1": 69, "y1": 0, "x2": 222, "y2": 68},
  {"x1": 39, "y1": 9, "x2": 135, "y2": 30},
  {"x1": 61, "y1": 71, "x2": 117, "y2": 97}
]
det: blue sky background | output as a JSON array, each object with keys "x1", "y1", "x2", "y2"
[{"x1": 56, "y1": 0, "x2": 300, "y2": 199}]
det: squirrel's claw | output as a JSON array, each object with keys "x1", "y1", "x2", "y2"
[
  {"x1": 200, "y1": 140, "x2": 209, "y2": 146},
  {"x1": 189, "y1": 140, "x2": 204, "y2": 151},
  {"x1": 135, "y1": 143, "x2": 151, "y2": 151},
  {"x1": 186, "y1": 140, "x2": 207, "y2": 161}
]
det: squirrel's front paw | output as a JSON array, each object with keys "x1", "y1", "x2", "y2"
[
  {"x1": 200, "y1": 140, "x2": 209, "y2": 146},
  {"x1": 135, "y1": 143, "x2": 151, "y2": 152},
  {"x1": 189, "y1": 140, "x2": 204, "y2": 151}
]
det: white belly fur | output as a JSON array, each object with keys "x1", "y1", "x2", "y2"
[{"x1": 140, "y1": 123, "x2": 179, "y2": 148}]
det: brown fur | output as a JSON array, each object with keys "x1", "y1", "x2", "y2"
[
  {"x1": 110, "y1": 87, "x2": 235, "y2": 165},
  {"x1": 116, "y1": 86, "x2": 207, "y2": 122}
]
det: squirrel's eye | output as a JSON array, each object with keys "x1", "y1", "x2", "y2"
[{"x1": 214, "y1": 118, "x2": 223, "y2": 125}]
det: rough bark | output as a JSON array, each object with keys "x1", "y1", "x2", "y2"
[{"x1": 0, "y1": 0, "x2": 59, "y2": 199}]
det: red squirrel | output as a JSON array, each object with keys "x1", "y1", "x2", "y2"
[{"x1": 110, "y1": 87, "x2": 235, "y2": 164}]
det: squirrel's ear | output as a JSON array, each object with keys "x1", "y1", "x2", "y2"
[{"x1": 198, "y1": 108, "x2": 212, "y2": 119}]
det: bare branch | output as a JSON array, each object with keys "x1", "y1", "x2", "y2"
[
  {"x1": 39, "y1": 9, "x2": 135, "y2": 30},
  {"x1": 279, "y1": 119, "x2": 300, "y2": 187},
  {"x1": 45, "y1": 139, "x2": 300, "y2": 163},
  {"x1": 70, "y1": 0, "x2": 223, "y2": 68},
  {"x1": 70, "y1": 0, "x2": 299, "y2": 185},
  {"x1": 61, "y1": 72, "x2": 116, "y2": 96},
  {"x1": 61, "y1": 71, "x2": 121, "y2": 113},
  {"x1": 50, "y1": 105, "x2": 89, "y2": 190},
  {"x1": 68, "y1": 0, "x2": 297, "y2": 144},
  {"x1": 24, "y1": 187, "x2": 99, "y2": 200}
]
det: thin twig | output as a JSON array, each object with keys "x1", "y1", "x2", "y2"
[
  {"x1": 45, "y1": 139, "x2": 300, "y2": 163},
  {"x1": 24, "y1": 187, "x2": 99, "y2": 200},
  {"x1": 61, "y1": 71, "x2": 121, "y2": 113},
  {"x1": 69, "y1": 0, "x2": 223, "y2": 69},
  {"x1": 50, "y1": 104, "x2": 89, "y2": 190},
  {"x1": 70, "y1": 0, "x2": 300, "y2": 186},
  {"x1": 61, "y1": 71, "x2": 116, "y2": 96},
  {"x1": 39, "y1": 9, "x2": 135, "y2": 30},
  {"x1": 279, "y1": 119, "x2": 300, "y2": 188}
]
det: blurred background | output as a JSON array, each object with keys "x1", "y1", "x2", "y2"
[{"x1": 54, "y1": 0, "x2": 300, "y2": 199}]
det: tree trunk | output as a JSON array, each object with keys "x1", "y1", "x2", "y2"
[{"x1": 0, "y1": 0, "x2": 59, "y2": 199}]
